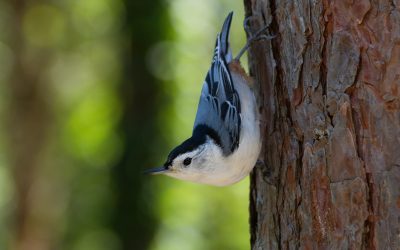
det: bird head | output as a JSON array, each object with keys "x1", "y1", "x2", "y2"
[{"x1": 145, "y1": 132, "x2": 221, "y2": 182}]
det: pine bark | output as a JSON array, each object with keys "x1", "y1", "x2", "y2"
[{"x1": 245, "y1": 0, "x2": 400, "y2": 249}]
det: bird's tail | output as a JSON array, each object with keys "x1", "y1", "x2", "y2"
[{"x1": 217, "y1": 12, "x2": 233, "y2": 63}]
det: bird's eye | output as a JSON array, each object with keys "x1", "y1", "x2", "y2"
[{"x1": 183, "y1": 157, "x2": 192, "y2": 166}]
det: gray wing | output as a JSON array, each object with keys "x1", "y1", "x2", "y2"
[{"x1": 193, "y1": 12, "x2": 241, "y2": 155}]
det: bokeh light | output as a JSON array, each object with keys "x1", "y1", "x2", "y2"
[{"x1": 0, "y1": 0, "x2": 251, "y2": 249}]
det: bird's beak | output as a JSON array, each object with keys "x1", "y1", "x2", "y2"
[{"x1": 143, "y1": 166, "x2": 169, "y2": 175}]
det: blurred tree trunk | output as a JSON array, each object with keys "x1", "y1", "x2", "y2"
[
  {"x1": 111, "y1": 1, "x2": 170, "y2": 250},
  {"x1": 245, "y1": 0, "x2": 400, "y2": 249},
  {"x1": 7, "y1": 1, "x2": 55, "y2": 250}
]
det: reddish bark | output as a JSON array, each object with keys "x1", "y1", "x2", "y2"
[{"x1": 245, "y1": 0, "x2": 400, "y2": 249}]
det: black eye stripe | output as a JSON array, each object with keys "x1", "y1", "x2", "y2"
[{"x1": 183, "y1": 157, "x2": 192, "y2": 166}]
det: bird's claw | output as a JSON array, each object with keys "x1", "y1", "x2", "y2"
[
  {"x1": 253, "y1": 34, "x2": 276, "y2": 41},
  {"x1": 255, "y1": 159, "x2": 266, "y2": 168},
  {"x1": 243, "y1": 15, "x2": 275, "y2": 40},
  {"x1": 243, "y1": 15, "x2": 255, "y2": 35},
  {"x1": 255, "y1": 160, "x2": 276, "y2": 185}
]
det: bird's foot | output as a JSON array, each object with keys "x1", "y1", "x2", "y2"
[
  {"x1": 243, "y1": 15, "x2": 275, "y2": 41},
  {"x1": 257, "y1": 118, "x2": 268, "y2": 126},
  {"x1": 235, "y1": 16, "x2": 275, "y2": 61},
  {"x1": 255, "y1": 159, "x2": 276, "y2": 185},
  {"x1": 255, "y1": 159, "x2": 266, "y2": 168}
]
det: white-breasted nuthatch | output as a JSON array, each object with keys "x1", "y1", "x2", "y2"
[{"x1": 145, "y1": 12, "x2": 265, "y2": 186}]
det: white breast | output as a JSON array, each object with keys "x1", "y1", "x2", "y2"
[
  {"x1": 164, "y1": 69, "x2": 262, "y2": 186},
  {"x1": 195, "y1": 71, "x2": 262, "y2": 186}
]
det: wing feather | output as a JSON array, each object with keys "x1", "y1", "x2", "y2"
[{"x1": 193, "y1": 12, "x2": 241, "y2": 155}]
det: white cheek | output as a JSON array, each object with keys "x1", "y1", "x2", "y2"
[
  {"x1": 192, "y1": 157, "x2": 207, "y2": 169},
  {"x1": 196, "y1": 144, "x2": 222, "y2": 171}
]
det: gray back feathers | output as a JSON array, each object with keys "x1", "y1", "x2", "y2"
[{"x1": 194, "y1": 12, "x2": 241, "y2": 155}]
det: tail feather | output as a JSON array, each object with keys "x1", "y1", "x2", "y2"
[{"x1": 218, "y1": 12, "x2": 233, "y2": 62}]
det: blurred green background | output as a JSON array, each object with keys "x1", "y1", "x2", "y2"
[{"x1": 0, "y1": 0, "x2": 250, "y2": 249}]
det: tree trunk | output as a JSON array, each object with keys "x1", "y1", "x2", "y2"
[
  {"x1": 7, "y1": 1, "x2": 56, "y2": 250},
  {"x1": 245, "y1": 0, "x2": 400, "y2": 249},
  {"x1": 110, "y1": 1, "x2": 169, "y2": 249}
]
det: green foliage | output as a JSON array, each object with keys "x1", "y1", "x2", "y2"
[
  {"x1": 149, "y1": 1, "x2": 250, "y2": 249},
  {"x1": 0, "y1": 0, "x2": 251, "y2": 249}
]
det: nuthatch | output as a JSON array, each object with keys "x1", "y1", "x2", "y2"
[{"x1": 146, "y1": 12, "x2": 270, "y2": 186}]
